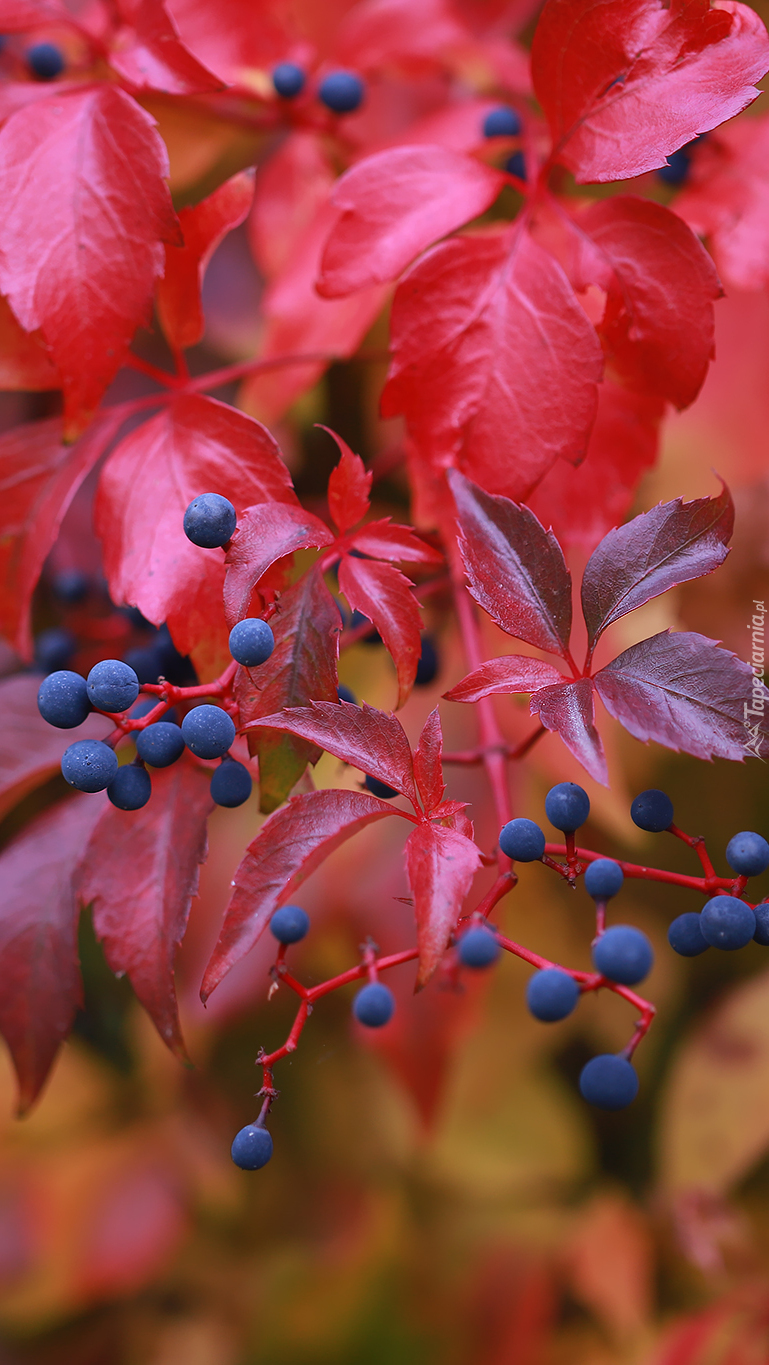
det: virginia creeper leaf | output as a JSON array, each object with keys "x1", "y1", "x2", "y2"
[
  {"x1": 531, "y1": 677, "x2": 608, "y2": 785},
  {"x1": 350, "y1": 520, "x2": 443, "y2": 565},
  {"x1": 0, "y1": 86, "x2": 180, "y2": 433},
  {"x1": 0, "y1": 295, "x2": 58, "y2": 391},
  {"x1": 531, "y1": 0, "x2": 769, "y2": 183},
  {"x1": 0, "y1": 793, "x2": 106, "y2": 1112},
  {"x1": 406, "y1": 822, "x2": 481, "y2": 987},
  {"x1": 581, "y1": 487, "x2": 734, "y2": 649},
  {"x1": 109, "y1": 0, "x2": 224, "y2": 94},
  {"x1": 382, "y1": 226, "x2": 603, "y2": 499},
  {"x1": 323, "y1": 427, "x2": 372, "y2": 533},
  {"x1": 0, "y1": 0, "x2": 69, "y2": 23},
  {"x1": 676, "y1": 112, "x2": 769, "y2": 291},
  {"x1": 76, "y1": 761, "x2": 213, "y2": 1058},
  {"x1": 317, "y1": 145, "x2": 505, "y2": 297},
  {"x1": 249, "y1": 132, "x2": 336, "y2": 282},
  {"x1": 594, "y1": 630, "x2": 768, "y2": 761},
  {"x1": 156, "y1": 170, "x2": 254, "y2": 351},
  {"x1": 444, "y1": 656, "x2": 566, "y2": 703},
  {"x1": 413, "y1": 707, "x2": 445, "y2": 814},
  {"x1": 449, "y1": 471, "x2": 573, "y2": 657},
  {"x1": 0, "y1": 674, "x2": 111, "y2": 821},
  {"x1": 338, "y1": 555, "x2": 422, "y2": 708},
  {"x1": 224, "y1": 502, "x2": 334, "y2": 629},
  {"x1": 201, "y1": 789, "x2": 398, "y2": 1000}
]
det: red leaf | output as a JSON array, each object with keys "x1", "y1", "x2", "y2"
[
  {"x1": 350, "y1": 519, "x2": 443, "y2": 564},
  {"x1": 335, "y1": 0, "x2": 469, "y2": 70},
  {"x1": 0, "y1": 411, "x2": 125, "y2": 658},
  {"x1": 235, "y1": 567, "x2": 341, "y2": 813},
  {"x1": 676, "y1": 112, "x2": 769, "y2": 291},
  {"x1": 249, "y1": 132, "x2": 336, "y2": 282},
  {"x1": 201, "y1": 789, "x2": 398, "y2": 1000},
  {"x1": 338, "y1": 555, "x2": 422, "y2": 709},
  {"x1": 0, "y1": 86, "x2": 179, "y2": 434},
  {"x1": 577, "y1": 197, "x2": 720, "y2": 409},
  {"x1": 0, "y1": 793, "x2": 106, "y2": 1112},
  {"x1": 406, "y1": 822, "x2": 481, "y2": 987},
  {"x1": 157, "y1": 170, "x2": 254, "y2": 351},
  {"x1": 164, "y1": 0, "x2": 291, "y2": 83},
  {"x1": 581, "y1": 486, "x2": 734, "y2": 650},
  {"x1": 323, "y1": 427, "x2": 372, "y2": 533},
  {"x1": 382, "y1": 226, "x2": 603, "y2": 498},
  {"x1": 449, "y1": 471, "x2": 573, "y2": 658},
  {"x1": 76, "y1": 761, "x2": 212, "y2": 1057},
  {"x1": 444, "y1": 656, "x2": 566, "y2": 703},
  {"x1": 317, "y1": 146, "x2": 504, "y2": 297},
  {"x1": 245, "y1": 699, "x2": 419, "y2": 806},
  {"x1": 97, "y1": 394, "x2": 295, "y2": 677},
  {"x1": 594, "y1": 630, "x2": 768, "y2": 761},
  {"x1": 224, "y1": 502, "x2": 334, "y2": 628},
  {"x1": 531, "y1": 678, "x2": 608, "y2": 785},
  {"x1": 109, "y1": 0, "x2": 223, "y2": 94},
  {"x1": 0, "y1": 0, "x2": 69, "y2": 24},
  {"x1": 413, "y1": 707, "x2": 445, "y2": 814},
  {"x1": 0, "y1": 295, "x2": 58, "y2": 392},
  {"x1": 531, "y1": 0, "x2": 769, "y2": 184},
  {"x1": 0, "y1": 674, "x2": 111, "y2": 821}
]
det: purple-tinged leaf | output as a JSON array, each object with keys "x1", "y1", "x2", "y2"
[
  {"x1": 406, "y1": 821, "x2": 481, "y2": 987},
  {"x1": 444, "y1": 655, "x2": 566, "y2": 704},
  {"x1": 224, "y1": 502, "x2": 334, "y2": 627},
  {"x1": 531, "y1": 677, "x2": 608, "y2": 785},
  {"x1": 338, "y1": 555, "x2": 422, "y2": 708},
  {"x1": 413, "y1": 707, "x2": 444, "y2": 815}
]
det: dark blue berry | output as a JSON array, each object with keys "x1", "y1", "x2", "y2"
[
  {"x1": 505, "y1": 150, "x2": 526, "y2": 180},
  {"x1": 584, "y1": 859, "x2": 624, "y2": 900},
  {"x1": 579, "y1": 1054, "x2": 639, "y2": 1110},
  {"x1": 270, "y1": 905, "x2": 310, "y2": 944},
  {"x1": 228, "y1": 618, "x2": 275, "y2": 668},
  {"x1": 34, "y1": 627, "x2": 75, "y2": 673},
  {"x1": 27, "y1": 42, "x2": 65, "y2": 80},
  {"x1": 364, "y1": 774, "x2": 399, "y2": 799},
  {"x1": 87, "y1": 659, "x2": 139, "y2": 713},
  {"x1": 135, "y1": 722, "x2": 185, "y2": 768},
  {"x1": 668, "y1": 912, "x2": 709, "y2": 957},
  {"x1": 483, "y1": 106, "x2": 521, "y2": 138},
  {"x1": 61, "y1": 739, "x2": 118, "y2": 793},
  {"x1": 183, "y1": 493, "x2": 236, "y2": 549},
  {"x1": 210, "y1": 758, "x2": 252, "y2": 808},
  {"x1": 657, "y1": 148, "x2": 691, "y2": 185},
  {"x1": 526, "y1": 968, "x2": 580, "y2": 1021},
  {"x1": 107, "y1": 763, "x2": 151, "y2": 811},
  {"x1": 592, "y1": 925, "x2": 654, "y2": 985},
  {"x1": 37, "y1": 670, "x2": 90, "y2": 729},
  {"x1": 457, "y1": 925, "x2": 500, "y2": 969},
  {"x1": 498, "y1": 818, "x2": 545, "y2": 862},
  {"x1": 630, "y1": 789, "x2": 674, "y2": 833},
  {"x1": 181, "y1": 705, "x2": 236, "y2": 759},
  {"x1": 273, "y1": 62, "x2": 305, "y2": 97},
  {"x1": 726, "y1": 832, "x2": 769, "y2": 878},
  {"x1": 154, "y1": 625, "x2": 197, "y2": 686},
  {"x1": 753, "y1": 903, "x2": 769, "y2": 946},
  {"x1": 700, "y1": 895, "x2": 756, "y2": 951},
  {"x1": 337, "y1": 684, "x2": 357, "y2": 704},
  {"x1": 415, "y1": 635, "x2": 439, "y2": 686},
  {"x1": 545, "y1": 782, "x2": 590, "y2": 833},
  {"x1": 318, "y1": 70, "x2": 365, "y2": 114},
  {"x1": 353, "y1": 982, "x2": 395, "y2": 1027},
  {"x1": 52, "y1": 568, "x2": 89, "y2": 603},
  {"x1": 231, "y1": 1124, "x2": 273, "y2": 1170}
]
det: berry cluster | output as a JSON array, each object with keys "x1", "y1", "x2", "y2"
[{"x1": 271, "y1": 63, "x2": 366, "y2": 113}]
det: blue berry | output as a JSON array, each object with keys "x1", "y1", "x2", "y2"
[
  {"x1": 27, "y1": 42, "x2": 64, "y2": 80},
  {"x1": 630, "y1": 789, "x2": 674, "y2": 833},
  {"x1": 526, "y1": 968, "x2": 580, "y2": 1022},
  {"x1": 183, "y1": 493, "x2": 236, "y2": 548},
  {"x1": 483, "y1": 106, "x2": 521, "y2": 138},
  {"x1": 726, "y1": 832, "x2": 769, "y2": 878},
  {"x1": 415, "y1": 635, "x2": 439, "y2": 686},
  {"x1": 37, "y1": 670, "x2": 90, "y2": 729},
  {"x1": 231, "y1": 1124, "x2": 273, "y2": 1170},
  {"x1": 668, "y1": 912, "x2": 709, "y2": 957},
  {"x1": 273, "y1": 62, "x2": 305, "y2": 97},
  {"x1": 270, "y1": 905, "x2": 310, "y2": 943},
  {"x1": 700, "y1": 895, "x2": 756, "y2": 951},
  {"x1": 337, "y1": 684, "x2": 357, "y2": 704},
  {"x1": 228, "y1": 618, "x2": 275, "y2": 668},
  {"x1": 592, "y1": 925, "x2": 654, "y2": 985},
  {"x1": 498, "y1": 818, "x2": 545, "y2": 862},
  {"x1": 579, "y1": 1055, "x2": 639, "y2": 1110},
  {"x1": 52, "y1": 568, "x2": 89, "y2": 603},
  {"x1": 545, "y1": 782, "x2": 590, "y2": 833},
  {"x1": 181, "y1": 705, "x2": 236, "y2": 759},
  {"x1": 34, "y1": 627, "x2": 75, "y2": 673},
  {"x1": 364, "y1": 774, "x2": 399, "y2": 799},
  {"x1": 135, "y1": 722, "x2": 185, "y2": 769},
  {"x1": 210, "y1": 758, "x2": 252, "y2": 808},
  {"x1": 107, "y1": 764, "x2": 151, "y2": 811},
  {"x1": 318, "y1": 70, "x2": 365, "y2": 113},
  {"x1": 353, "y1": 982, "x2": 395, "y2": 1027},
  {"x1": 753, "y1": 903, "x2": 769, "y2": 946},
  {"x1": 155, "y1": 625, "x2": 197, "y2": 687},
  {"x1": 584, "y1": 859, "x2": 624, "y2": 900},
  {"x1": 86, "y1": 659, "x2": 139, "y2": 713},
  {"x1": 61, "y1": 739, "x2": 118, "y2": 793},
  {"x1": 505, "y1": 150, "x2": 526, "y2": 180},
  {"x1": 457, "y1": 925, "x2": 500, "y2": 969},
  {"x1": 657, "y1": 148, "x2": 691, "y2": 185}
]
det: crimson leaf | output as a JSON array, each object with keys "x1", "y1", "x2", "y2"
[
  {"x1": 413, "y1": 707, "x2": 445, "y2": 815},
  {"x1": 0, "y1": 674, "x2": 111, "y2": 820},
  {"x1": 406, "y1": 822, "x2": 481, "y2": 987},
  {"x1": 530, "y1": 678, "x2": 608, "y2": 785},
  {"x1": 224, "y1": 503, "x2": 334, "y2": 628},
  {"x1": 338, "y1": 555, "x2": 422, "y2": 709},
  {"x1": 349, "y1": 520, "x2": 443, "y2": 565},
  {"x1": 109, "y1": 0, "x2": 223, "y2": 94},
  {"x1": 444, "y1": 656, "x2": 566, "y2": 703},
  {"x1": 323, "y1": 427, "x2": 372, "y2": 533}
]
